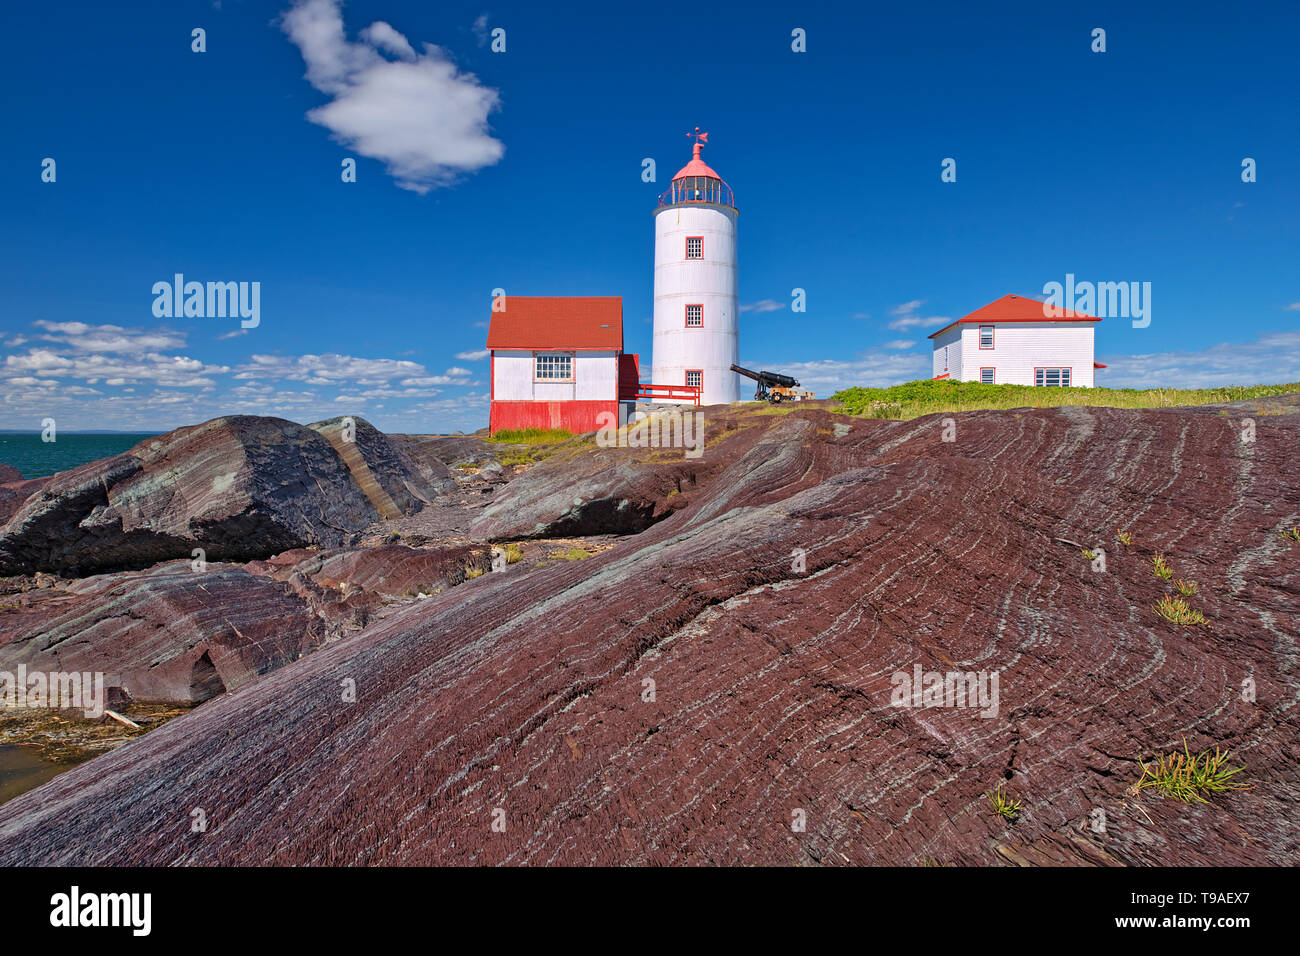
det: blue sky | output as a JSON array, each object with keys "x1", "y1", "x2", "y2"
[{"x1": 2, "y1": 0, "x2": 1297, "y2": 433}]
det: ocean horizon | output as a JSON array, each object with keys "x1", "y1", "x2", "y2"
[{"x1": 0, "y1": 432, "x2": 159, "y2": 479}]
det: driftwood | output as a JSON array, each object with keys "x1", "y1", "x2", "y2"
[{"x1": 104, "y1": 709, "x2": 141, "y2": 730}]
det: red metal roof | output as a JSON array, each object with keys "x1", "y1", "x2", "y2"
[
  {"x1": 1093, "y1": 362, "x2": 1107, "y2": 369},
  {"x1": 928, "y1": 294, "x2": 1101, "y2": 338},
  {"x1": 486, "y1": 297, "x2": 623, "y2": 351}
]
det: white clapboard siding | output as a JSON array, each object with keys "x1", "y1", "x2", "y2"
[
  {"x1": 493, "y1": 350, "x2": 618, "y2": 401},
  {"x1": 959, "y1": 323, "x2": 1095, "y2": 387}
]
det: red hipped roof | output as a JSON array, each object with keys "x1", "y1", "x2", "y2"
[
  {"x1": 486, "y1": 297, "x2": 623, "y2": 350},
  {"x1": 928, "y1": 294, "x2": 1100, "y2": 338}
]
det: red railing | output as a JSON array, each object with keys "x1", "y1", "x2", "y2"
[{"x1": 624, "y1": 383, "x2": 702, "y2": 405}]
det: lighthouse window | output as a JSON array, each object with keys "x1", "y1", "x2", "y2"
[
  {"x1": 685, "y1": 304, "x2": 703, "y2": 327},
  {"x1": 686, "y1": 236, "x2": 702, "y2": 259},
  {"x1": 979, "y1": 326, "x2": 995, "y2": 349},
  {"x1": 534, "y1": 353, "x2": 573, "y2": 382},
  {"x1": 685, "y1": 369, "x2": 702, "y2": 390}
]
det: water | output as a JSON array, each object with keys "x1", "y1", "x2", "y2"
[
  {"x1": 0, "y1": 744, "x2": 64, "y2": 805},
  {"x1": 0, "y1": 432, "x2": 158, "y2": 479}
]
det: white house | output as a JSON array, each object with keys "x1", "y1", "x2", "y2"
[
  {"x1": 487, "y1": 296, "x2": 639, "y2": 434},
  {"x1": 929, "y1": 294, "x2": 1105, "y2": 387}
]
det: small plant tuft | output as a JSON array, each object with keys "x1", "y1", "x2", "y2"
[
  {"x1": 1117, "y1": 529, "x2": 1133, "y2": 545},
  {"x1": 1152, "y1": 552, "x2": 1173, "y2": 580},
  {"x1": 1081, "y1": 548, "x2": 1097, "y2": 561},
  {"x1": 1132, "y1": 740, "x2": 1252, "y2": 804},
  {"x1": 1173, "y1": 578, "x2": 1198, "y2": 597},
  {"x1": 986, "y1": 784, "x2": 1021, "y2": 823},
  {"x1": 1153, "y1": 594, "x2": 1207, "y2": 626},
  {"x1": 1279, "y1": 526, "x2": 1300, "y2": 543}
]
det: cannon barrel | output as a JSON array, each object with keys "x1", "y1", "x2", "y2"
[{"x1": 730, "y1": 364, "x2": 799, "y2": 389}]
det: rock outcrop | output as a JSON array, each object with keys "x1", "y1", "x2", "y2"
[
  {"x1": 0, "y1": 543, "x2": 491, "y2": 705},
  {"x1": 1, "y1": 399, "x2": 1296, "y2": 865},
  {"x1": 0, "y1": 416, "x2": 444, "y2": 575}
]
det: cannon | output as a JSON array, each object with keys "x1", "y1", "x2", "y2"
[{"x1": 730, "y1": 364, "x2": 815, "y2": 404}]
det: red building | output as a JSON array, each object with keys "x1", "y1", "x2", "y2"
[{"x1": 487, "y1": 296, "x2": 641, "y2": 434}]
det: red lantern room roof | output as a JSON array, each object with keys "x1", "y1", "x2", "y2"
[
  {"x1": 672, "y1": 141, "x2": 722, "y2": 181},
  {"x1": 658, "y1": 128, "x2": 735, "y2": 208}
]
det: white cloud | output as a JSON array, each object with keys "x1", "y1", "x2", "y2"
[
  {"x1": 33, "y1": 319, "x2": 186, "y2": 353},
  {"x1": 472, "y1": 14, "x2": 490, "y2": 47},
  {"x1": 1285, "y1": 302, "x2": 1300, "y2": 311},
  {"x1": 889, "y1": 300, "x2": 925, "y2": 315},
  {"x1": 880, "y1": 339, "x2": 916, "y2": 350},
  {"x1": 888, "y1": 314, "x2": 946, "y2": 331},
  {"x1": 281, "y1": 0, "x2": 504, "y2": 193},
  {"x1": 235, "y1": 353, "x2": 426, "y2": 385},
  {"x1": 455, "y1": 349, "x2": 489, "y2": 361},
  {"x1": 741, "y1": 299, "x2": 785, "y2": 314}
]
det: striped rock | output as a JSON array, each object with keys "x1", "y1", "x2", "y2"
[{"x1": 0, "y1": 400, "x2": 1296, "y2": 865}]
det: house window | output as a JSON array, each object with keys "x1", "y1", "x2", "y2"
[
  {"x1": 686, "y1": 236, "x2": 702, "y2": 259},
  {"x1": 980, "y1": 367, "x2": 995, "y2": 384},
  {"x1": 979, "y1": 326, "x2": 995, "y2": 349},
  {"x1": 1035, "y1": 367, "x2": 1072, "y2": 387},
  {"x1": 534, "y1": 352, "x2": 573, "y2": 382},
  {"x1": 685, "y1": 369, "x2": 702, "y2": 390},
  {"x1": 685, "y1": 304, "x2": 703, "y2": 327}
]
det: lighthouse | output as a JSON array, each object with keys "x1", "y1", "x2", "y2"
[{"x1": 650, "y1": 130, "x2": 739, "y2": 405}]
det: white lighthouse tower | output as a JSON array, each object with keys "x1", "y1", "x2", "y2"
[{"x1": 651, "y1": 130, "x2": 739, "y2": 405}]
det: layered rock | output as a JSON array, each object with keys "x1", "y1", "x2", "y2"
[
  {"x1": 0, "y1": 416, "x2": 443, "y2": 576},
  {"x1": 0, "y1": 543, "x2": 491, "y2": 706},
  {"x1": 1, "y1": 400, "x2": 1297, "y2": 865}
]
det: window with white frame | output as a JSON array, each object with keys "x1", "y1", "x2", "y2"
[
  {"x1": 686, "y1": 236, "x2": 702, "y2": 259},
  {"x1": 534, "y1": 352, "x2": 573, "y2": 381},
  {"x1": 685, "y1": 304, "x2": 702, "y2": 327},
  {"x1": 1035, "y1": 367, "x2": 1071, "y2": 387},
  {"x1": 685, "y1": 369, "x2": 702, "y2": 389},
  {"x1": 980, "y1": 367, "x2": 995, "y2": 384},
  {"x1": 979, "y1": 326, "x2": 995, "y2": 349}
]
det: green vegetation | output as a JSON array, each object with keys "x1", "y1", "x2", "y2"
[
  {"x1": 986, "y1": 784, "x2": 1021, "y2": 823},
  {"x1": 465, "y1": 566, "x2": 485, "y2": 579},
  {"x1": 1117, "y1": 530, "x2": 1133, "y2": 546},
  {"x1": 831, "y1": 379, "x2": 1299, "y2": 421},
  {"x1": 501, "y1": 543, "x2": 522, "y2": 564},
  {"x1": 1280, "y1": 526, "x2": 1300, "y2": 543},
  {"x1": 1081, "y1": 548, "x2": 1097, "y2": 561},
  {"x1": 1152, "y1": 553, "x2": 1174, "y2": 580},
  {"x1": 1133, "y1": 741, "x2": 1251, "y2": 804},
  {"x1": 553, "y1": 547, "x2": 591, "y2": 561},
  {"x1": 1153, "y1": 594, "x2": 1208, "y2": 627},
  {"x1": 1173, "y1": 578, "x2": 1198, "y2": 597},
  {"x1": 487, "y1": 427, "x2": 574, "y2": 444}
]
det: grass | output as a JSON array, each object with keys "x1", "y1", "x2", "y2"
[
  {"x1": 1173, "y1": 578, "x2": 1198, "y2": 597},
  {"x1": 499, "y1": 542, "x2": 522, "y2": 564},
  {"x1": 553, "y1": 547, "x2": 591, "y2": 561},
  {"x1": 464, "y1": 566, "x2": 485, "y2": 579},
  {"x1": 1152, "y1": 553, "x2": 1173, "y2": 580},
  {"x1": 487, "y1": 427, "x2": 574, "y2": 444},
  {"x1": 986, "y1": 784, "x2": 1021, "y2": 823},
  {"x1": 831, "y1": 379, "x2": 1299, "y2": 421},
  {"x1": 1081, "y1": 548, "x2": 1097, "y2": 561},
  {"x1": 1280, "y1": 526, "x2": 1300, "y2": 543},
  {"x1": 1153, "y1": 594, "x2": 1208, "y2": 627},
  {"x1": 1132, "y1": 740, "x2": 1252, "y2": 804},
  {"x1": 1117, "y1": 530, "x2": 1133, "y2": 545}
]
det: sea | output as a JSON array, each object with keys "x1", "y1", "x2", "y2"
[{"x1": 0, "y1": 432, "x2": 159, "y2": 479}]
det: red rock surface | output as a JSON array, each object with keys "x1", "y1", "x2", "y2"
[
  {"x1": 0, "y1": 561, "x2": 318, "y2": 703},
  {"x1": 0, "y1": 400, "x2": 1297, "y2": 865}
]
